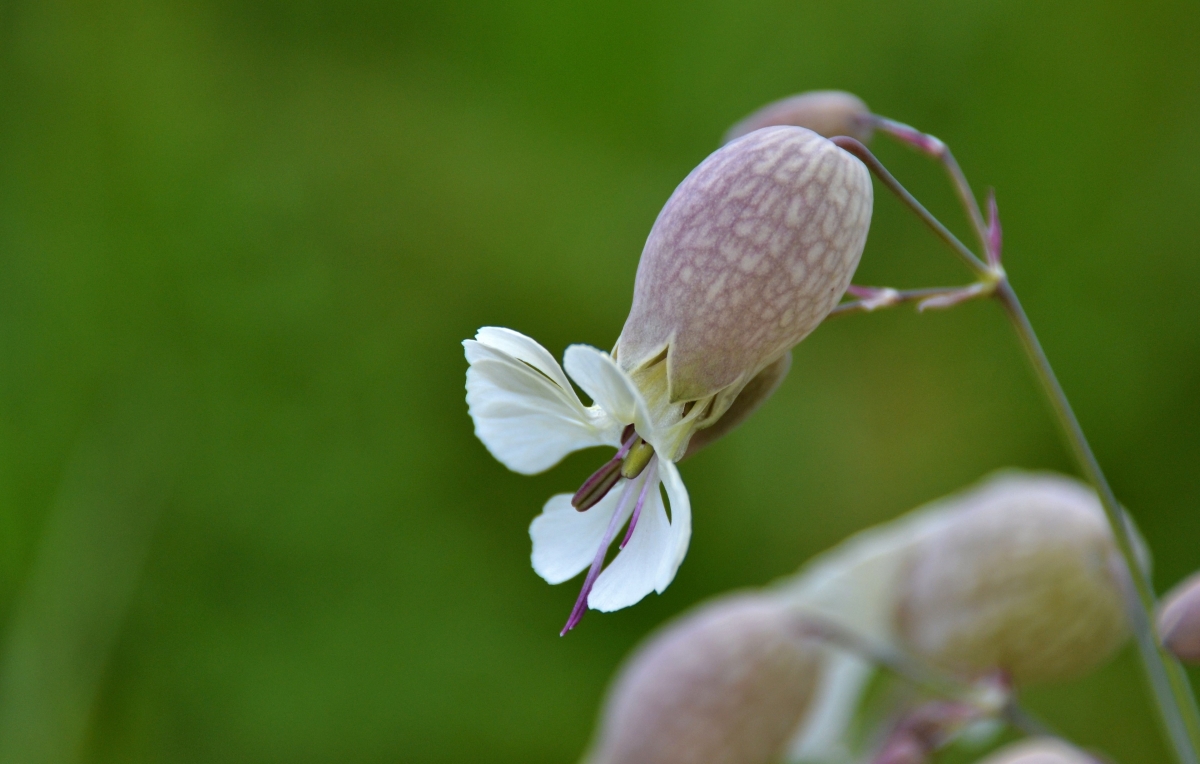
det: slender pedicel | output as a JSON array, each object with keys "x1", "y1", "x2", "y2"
[
  {"x1": 829, "y1": 136, "x2": 990, "y2": 277},
  {"x1": 985, "y1": 189, "x2": 1003, "y2": 266},
  {"x1": 871, "y1": 114, "x2": 990, "y2": 256},
  {"x1": 834, "y1": 128, "x2": 1200, "y2": 761},
  {"x1": 829, "y1": 284, "x2": 992, "y2": 318}
]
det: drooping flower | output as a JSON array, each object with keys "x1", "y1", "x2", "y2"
[
  {"x1": 464, "y1": 126, "x2": 874, "y2": 632},
  {"x1": 464, "y1": 327, "x2": 692, "y2": 634}
]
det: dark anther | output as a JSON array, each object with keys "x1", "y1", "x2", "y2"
[
  {"x1": 571, "y1": 426, "x2": 640, "y2": 512},
  {"x1": 572, "y1": 457, "x2": 623, "y2": 512}
]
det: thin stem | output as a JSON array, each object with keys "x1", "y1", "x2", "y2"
[
  {"x1": 994, "y1": 280, "x2": 1200, "y2": 762},
  {"x1": 792, "y1": 614, "x2": 986, "y2": 709},
  {"x1": 830, "y1": 137, "x2": 991, "y2": 277},
  {"x1": 873, "y1": 116, "x2": 991, "y2": 259},
  {"x1": 794, "y1": 614, "x2": 1067, "y2": 743},
  {"x1": 828, "y1": 283, "x2": 992, "y2": 319},
  {"x1": 840, "y1": 132, "x2": 1200, "y2": 761}
]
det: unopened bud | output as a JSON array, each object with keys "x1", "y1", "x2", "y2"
[
  {"x1": 586, "y1": 594, "x2": 821, "y2": 764},
  {"x1": 1159, "y1": 571, "x2": 1200, "y2": 664},
  {"x1": 724, "y1": 91, "x2": 875, "y2": 145},
  {"x1": 617, "y1": 126, "x2": 872, "y2": 413},
  {"x1": 973, "y1": 738, "x2": 1096, "y2": 764},
  {"x1": 895, "y1": 473, "x2": 1129, "y2": 686}
]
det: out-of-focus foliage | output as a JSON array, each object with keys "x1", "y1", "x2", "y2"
[{"x1": 0, "y1": 0, "x2": 1197, "y2": 762}]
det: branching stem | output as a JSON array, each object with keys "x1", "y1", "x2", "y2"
[
  {"x1": 834, "y1": 129, "x2": 1200, "y2": 763},
  {"x1": 831, "y1": 137, "x2": 991, "y2": 277},
  {"x1": 994, "y1": 280, "x2": 1200, "y2": 762},
  {"x1": 828, "y1": 283, "x2": 993, "y2": 318}
]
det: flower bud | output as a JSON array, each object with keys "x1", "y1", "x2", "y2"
[
  {"x1": 586, "y1": 593, "x2": 822, "y2": 764},
  {"x1": 894, "y1": 473, "x2": 1130, "y2": 686},
  {"x1": 1159, "y1": 571, "x2": 1200, "y2": 664},
  {"x1": 616, "y1": 126, "x2": 872, "y2": 413},
  {"x1": 972, "y1": 738, "x2": 1096, "y2": 764},
  {"x1": 723, "y1": 91, "x2": 874, "y2": 145}
]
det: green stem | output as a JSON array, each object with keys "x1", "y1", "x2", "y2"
[
  {"x1": 834, "y1": 134, "x2": 1200, "y2": 762},
  {"x1": 873, "y1": 116, "x2": 993, "y2": 260},
  {"x1": 994, "y1": 280, "x2": 1200, "y2": 763},
  {"x1": 831, "y1": 137, "x2": 991, "y2": 277}
]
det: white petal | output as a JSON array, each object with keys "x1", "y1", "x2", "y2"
[
  {"x1": 530, "y1": 487, "x2": 632, "y2": 584},
  {"x1": 562, "y1": 344, "x2": 654, "y2": 438},
  {"x1": 473, "y1": 326, "x2": 573, "y2": 391},
  {"x1": 654, "y1": 459, "x2": 692, "y2": 593},
  {"x1": 588, "y1": 471, "x2": 672, "y2": 612},
  {"x1": 465, "y1": 339, "x2": 621, "y2": 474}
]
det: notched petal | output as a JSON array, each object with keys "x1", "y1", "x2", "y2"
[{"x1": 465, "y1": 338, "x2": 621, "y2": 474}]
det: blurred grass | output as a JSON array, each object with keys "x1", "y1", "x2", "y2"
[{"x1": 1, "y1": 0, "x2": 1198, "y2": 761}]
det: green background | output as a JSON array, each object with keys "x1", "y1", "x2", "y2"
[{"x1": 2, "y1": 0, "x2": 1198, "y2": 761}]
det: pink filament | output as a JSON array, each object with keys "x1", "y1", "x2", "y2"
[
  {"x1": 560, "y1": 464, "x2": 654, "y2": 636},
  {"x1": 620, "y1": 458, "x2": 658, "y2": 550}
]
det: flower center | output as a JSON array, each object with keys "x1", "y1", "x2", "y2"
[{"x1": 571, "y1": 425, "x2": 656, "y2": 512}]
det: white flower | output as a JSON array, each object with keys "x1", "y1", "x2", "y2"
[
  {"x1": 462, "y1": 126, "x2": 875, "y2": 634},
  {"x1": 463, "y1": 326, "x2": 692, "y2": 633}
]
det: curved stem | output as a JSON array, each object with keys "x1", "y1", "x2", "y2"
[
  {"x1": 840, "y1": 135, "x2": 1200, "y2": 761},
  {"x1": 831, "y1": 136, "x2": 991, "y2": 277},
  {"x1": 994, "y1": 280, "x2": 1200, "y2": 762},
  {"x1": 873, "y1": 116, "x2": 992, "y2": 259},
  {"x1": 829, "y1": 283, "x2": 993, "y2": 319}
]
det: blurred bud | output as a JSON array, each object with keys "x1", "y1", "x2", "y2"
[
  {"x1": 723, "y1": 91, "x2": 875, "y2": 145},
  {"x1": 895, "y1": 473, "x2": 1130, "y2": 686},
  {"x1": 973, "y1": 738, "x2": 1096, "y2": 764},
  {"x1": 870, "y1": 699, "x2": 984, "y2": 764},
  {"x1": 1159, "y1": 571, "x2": 1200, "y2": 664},
  {"x1": 617, "y1": 126, "x2": 872, "y2": 418},
  {"x1": 586, "y1": 593, "x2": 822, "y2": 764}
]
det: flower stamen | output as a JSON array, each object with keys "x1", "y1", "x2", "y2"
[
  {"x1": 561, "y1": 474, "x2": 645, "y2": 636},
  {"x1": 620, "y1": 458, "x2": 658, "y2": 550},
  {"x1": 572, "y1": 426, "x2": 638, "y2": 512},
  {"x1": 620, "y1": 439, "x2": 656, "y2": 479}
]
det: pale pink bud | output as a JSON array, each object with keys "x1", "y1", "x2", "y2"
[
  {"x1": 616, "y1": 126, "x2": 872, "y2": 408},
  {"x1": 972, "y1": 738, "x2": 1096, "y2": 764},
  {"x1": 723, "y1": 91, "x2": 875, "y2": 145},
  {"x1": 587, "y1": 594, "x2": 822, "y2": 764},
  {"x1": 894, "y1": 473, "x2": 1130, "y2": 686},
  {"x1": 1159, "y1": 571, "x2": 1200, "y2": 664}
]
